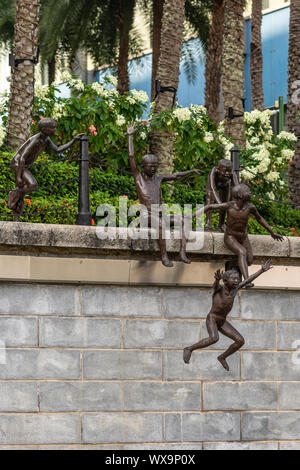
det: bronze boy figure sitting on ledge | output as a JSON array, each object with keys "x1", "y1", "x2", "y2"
[
  {"x1": 127, "y1": 125, "x2": 201, "y2": 267},
  {"x1": 8, "y1": 118, "x2": 83, "y2": 220},
  {"x1": 183, "y1": 260, "x2": 273, "y2": 371}
]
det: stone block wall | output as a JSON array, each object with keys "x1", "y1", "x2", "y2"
[{"x1": 0, "y1": 282, "x2": 300, "y2": 450}]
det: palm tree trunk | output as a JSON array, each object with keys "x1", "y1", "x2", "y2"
[
  {"x1": 151, "y1": 0, "x2": 164, "y2": 101},
  {"x1": 205, "y1": 0, "x2": 225, "y2": 125},
  {"x1": 48, "y1": 56, "x2": 56, "y2": 85},
  {"x1": 6, "y1": 0, "x2": 40, "y2": 150},
  {"x1": 150, "y1": 0, "x2": 185, "y2": 173},
  {"x1": 251, "y1": 0, "x2": 264, "y2": 110},
  {"x1": 287, "y1": 0, "x2": 300, "y2": 209},
  {"x1": 222, "y1": 0, "x2": 245, "y2": 148},
  {"x1": 117, "y1": 0, "x2": 135, "y2": 95}
]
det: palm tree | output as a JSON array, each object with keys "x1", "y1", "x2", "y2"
[
  {"x1": 251, "y1": 0, "x2": 264, "y2": 110},
  {"x1": 116, "y1": 0, "x2": 136, "y2": 94},
  {"x1": 222, "y1": 0, "x2": 246, "y2": 148},
  {"x1": 287, "y1": 0, "x2": 300, "y2": 209},
  {"x1": 40, "y1": 0, "x2": 137, "y2": 93},
  {"x1": 6, "y1": 0, "x2": 40, "y2": 150},
  {"x1": 151, "y1": 0, "x2": 164, "y2": 101},
  {"x1": 150, "y1": 0, "x2": 186, "y2": 173},
  {"x1": 0, "y1": 0, "x2": 58, "y2": 85},
  {"x1": 204, "y1": 0, "x2": 225, "y2": 125}
]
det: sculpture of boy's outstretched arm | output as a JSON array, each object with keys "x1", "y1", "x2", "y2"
[
  {"x1": 161, "y1": 169, "x2": 202, "y2": 182},
  {"x1": 250, "y1": 205, "x2": 284, "y2": 241},
  {"x1": 234, "y1": 259, "x2": 273, "y2": 293},
  {"x1": 47, "y1": 134, "x2": 84, "y2": 154}
]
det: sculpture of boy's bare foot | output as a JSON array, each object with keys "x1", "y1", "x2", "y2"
[
  {"x1": 217, "y1": 355, "x2": 230, "y2": 371},
  {"x1": 183, "y1": 347, "x2": 192, "y2": 364},
  {"x1": 180, "y1": 252, "x2": 191, "y2": 264},
  {"x1": 245, "y1": 283, "x2": 255, "y2": 289},
  {"x1": 162, "y1": 257, "x2": 173, "y2": 268}
]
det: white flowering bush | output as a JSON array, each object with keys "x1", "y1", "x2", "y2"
[
  {"x1": 28, "y1": 75, "x2": 149, "y2": 166},
  {"x1": 150, "y1": 104, "x2": 227, "y2": 172},
  {"x1": 241, "y1": 109, "x2": 297, "y2": 200}
]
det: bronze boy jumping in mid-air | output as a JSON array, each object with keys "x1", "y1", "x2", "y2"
[
  {"x1": 8, "y1": 118, "x2": 83, "y2": 220},
  {"x1": 183, "y1": 260, "x2": 273, "y2": 371},
  {"x1": 127, "y1": 125, "x2": 201, "y2": 267}
]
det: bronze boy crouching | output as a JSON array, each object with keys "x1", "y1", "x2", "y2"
[{"x1": 8, "y1": 118, "x2": 83, "y2": 220}]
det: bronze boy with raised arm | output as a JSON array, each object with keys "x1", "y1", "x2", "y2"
[
  {"x1": 8, "y1": 118, "x2": 83, "y2": 219},
  {"x1": 127, "y1": 125, "x2": 201, "y2": 267},
  {"x1": 183, "y1": 260, "x2": 273, "y2": 371},
  {"x1": 205, "y1": 159, "x2": 239, "y2": 232}
]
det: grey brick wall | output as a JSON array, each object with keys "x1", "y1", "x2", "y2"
[{"x1": 0, "y1": 282, "x2": 300, "y2": 450}]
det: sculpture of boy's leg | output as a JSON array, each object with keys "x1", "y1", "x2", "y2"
[
  {"x1": 224, "y1": 234, "x2": 250, "y2": 282},
  {"x1": 218, "y1": 189, "x2": 227, "y2": 233},
  {"x1": 204, "y1": 190, "x2": 214, "y2": 231},
  {"x1": 158, "y1": 215, "x2": 173, "y2": 268},
  {"x1": 217, "y1": 321, "x2": 245, "y2": 371},
  {"x1": 8, "y1": 170, "x2": 38, "y2": 220},
  {"x1": 183, "y1": 314, "x2": 219, "y2": 364}
]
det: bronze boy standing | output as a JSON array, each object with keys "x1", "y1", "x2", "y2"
[
  {"x1": 127, "y1": 126, "x2": 201, "y2": 267},
  {"x1": 8, "y1": 118, "x2": 83, "y2": 219},
  {"x1": 183, "y1": 260, "x2": 273, "y2": 371}
]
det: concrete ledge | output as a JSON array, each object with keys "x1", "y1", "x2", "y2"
[{"x1": 0, "y1": 222, "x2": 298, "y2": 261}]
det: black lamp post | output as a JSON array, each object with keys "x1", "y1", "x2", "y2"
[
  {"x1": 230, "y1": 146, "x2": 240, "y2": 183},
  {"x1": 76, "y1": 135, "x2": 92, "y2": 226}
]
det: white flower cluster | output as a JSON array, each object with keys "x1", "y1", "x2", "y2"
[
  {"x1": 116, "y1": 115, "x2": 126, "y2": 127},
  {"x1": 203, "y1": 131, "x2": 214, "y2": 143},
  {"x1": 91, "y1": 82, "x2": 104, "y2": 95},
  {"x1": 244, "y1": 109, "x2": 272, "y2": 126},
  {"x1": 281, "y1": 148, "x2": 295, "y2": 160},
  {"x1": 0, "y1": 94, "x2": 7, "y2": 116},
  {"x1": 60, "y1": 71, "x2": 72, "y2": 83},
  {"x1": 69, "y1": 78, "x2": 85, "y2": 91},
  {"x1": 107, "y1": 75, "x2": 118, "y2": 87},
  {"x1": 130, "y1": 89, "x2": 149, "y2": 104},
  {"x1": 251, "y1": 145, "x2": 271, "y2": 173},
  {"x1": 190, "y1": 104, "x2": 207, "y2": 115},
  {"x1": 52, "y1": 102, "x2": 65, "y2": 120},
  {"x1": 173, "y1": 107, "x2": 192, "y2": 122},
  {"x1": 91, "y1": 82, "x2": 118, "y2": 98},
  {"x1": 216, "y1": 121, "x2": 234, "y2": 159},
  {"x1": 265, "y1": 170, "x2": 280, "y2": 182},
  {"x1": 278, "y1": 131, "x2": 297, "y2": 143},
  {"x1": 0, "y1": 125, "x2": 6, "y2": 147},
  {"x1": 35, "y1": 85, "x2": 50, "y2": 100},
  {"x1": 240, "y1": 169, "x2": 255, "y2": 181}
]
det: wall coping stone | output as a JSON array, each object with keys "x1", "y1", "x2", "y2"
[{"x1": 0, "y1": 222, "x2": 298, "y2": 263}]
